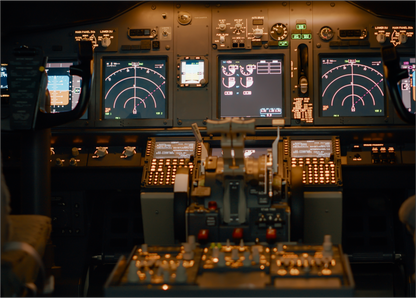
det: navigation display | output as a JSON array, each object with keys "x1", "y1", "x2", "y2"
[
  {"x1": 321, "y1": 57, "x2": 385, "y2": 117},
  {"x1": 181, "y1": 60, "x2": 204, "y2": 84},
  {"x1": 103, "y1": 58, "x2": 166, "y2": 119},
  {"x1": 400, "y1": 57, "x2": 415, "y2": 114},
  {"x1": 219, "y1": 57, "x2": 283, "y2": 118},
  {"x1": 291, "y1": 140, "x2": 332, "y2": 158},
  {"x1": 154, "y1": 141, "x2": 195, "y2": 159}
]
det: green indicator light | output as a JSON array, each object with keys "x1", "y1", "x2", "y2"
[
  {"x1": 115, "y1": 117, "x2": 121, "y2": 119},
  {"x1": 156, "y1": 112, "x2": 161, "y2": 115},
  {"x1": 128, "y1": 63, "x2": 132, "y2": 66},
  {"x1": 139, "y1": 62, "x2": 144, "y2": 66},
  {"x1": 105, "y1": 113, "x2": 109, "y2": 116},
  {"x1": 279, "y1": 41, "x2": 289, "y2": 46},
  {"x1": 302, "y1": 34, "x2": 312, "y2": 39},
  {"x1": 296, "y1": 24, "x2": 306, "y2": 30},
  {"x1": 292, "y1": 34, "x2": 302, "y2": 40},
  {"x1": 356, "y1": 60, "x2": 360, "y2": 63},
  {"x1": 333, "y1": 115, "x2": 339, "y2": 118}
]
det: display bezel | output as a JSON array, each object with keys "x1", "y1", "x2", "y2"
[
  {"x1": 399, "y1": 56, "x2": 416, "y2": 116},
  {"x1": 98, "y1": 55, "x2": 170, "y2": 128},
  {"x1": 216, "y1": 54, "x2": 289, "y2": 127},
  {"x1": 177, "y1": 56, "x2": 208, "y2": 88},
  {"x1": 314, "y1": 52, "x2": 392, "y2": 126}
]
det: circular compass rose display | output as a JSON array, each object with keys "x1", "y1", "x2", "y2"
[
  {"x1": 103, "y1": 58, "x2": 166, "y2": 119},
  {"x1": 321, "y1": 57, "x2": 385, "y2": 117}
]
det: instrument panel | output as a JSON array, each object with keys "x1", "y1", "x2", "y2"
[{"x1": 1, "y1": 1, "x2": 414, "y2": 129}]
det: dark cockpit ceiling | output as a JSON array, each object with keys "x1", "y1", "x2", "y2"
[{"x1": 1, "y1": 1, "x2": 415, "y2": 39}]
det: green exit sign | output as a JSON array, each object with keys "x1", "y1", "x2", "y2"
[
  {"x1": 292, "y1": 34, "x2": 302, "y2": 40},
  {"x1": 296, "y1": 24, "x2": 306, "y2": 30}
]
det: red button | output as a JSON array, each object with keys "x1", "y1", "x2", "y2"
[
  {"x1": 198, "y1": 229, "x2": 209, "y2": 241},
  {"x1": 208, "y1": 201, "x2": 218, "y2": 210},
  {"x1": 266, "y1": 228, "x2": 277, "y2": 242},
  {"x1": 232, "y1": 228, "x2": 243, "y2": 240}
]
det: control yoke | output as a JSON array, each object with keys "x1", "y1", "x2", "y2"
[
  {"x1": 7, "y1": 41, "x2": 93, "y2": 130},
  {"x1": 38, "y1": 41, "x2": 93, "y2": 129},
  {"x1": 381, "y1": 45, "x2": 415, "y2": 124}
]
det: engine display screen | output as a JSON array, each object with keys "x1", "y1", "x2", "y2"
[
  {"x1": 1, "y1": 64, "x2": 8, "y2": 90},
  {"x1": 103, "y1": 58, "x2": 166, "y2": 119},
  {"x1": 45, "y1": 62, "x2": 86, "y2": 118},
  {"x1": 154, "y1": 141, "x2": 195, "y2": 159},
  {"x1": 321, "y1": 57, "x2": 385, "y2": 117},
  {"x1": 181, "y1": 60, "x2": 205, "y2": 84},
  {"x1": 400, "y1": 57, "x2": 415, "y2": 114},
  {"x1": 291, "y1": 140, "x2": 332, "y2": 158},
  {"x1": 219, "y1": 57, "x2": 283, "y2": 118}
]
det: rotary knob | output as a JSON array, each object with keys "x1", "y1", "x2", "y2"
[
  {"x1": 270, "y1": 23, "x2": 288, "y2": 41},
  {"x1": 235, "y1": 23, "x2": 243, "y2": 32},
  {"x1": 101, "y1": 37, "x2": 111, "y2": 48},
  {"x1": 253, "y1": 28, "x2": 264, "y2": 39},
  {"x1": 123, "y1": 146, "x2": 136, "y2": 158},
  {"x1": 95, "y1": 147, "x2": 108, "y2": 158},
  {"x1": 178, "y1": 11, "x2": 192, "y2": 25},
  {"x1": 72, "y1": 147, "x2": 79, "y2": 157},
  {"x1": 55, "y1": 158, "x2": 63, "y2": 167},
  {"x1": 69, "y1": 158, "x2": 77, "y2": 166},
  {"x1": 219, "y1": 23, "x2": 227, "y2": 32},
  {"x1": 376, "y1": 33, "x2": 386, "y2": 44}
]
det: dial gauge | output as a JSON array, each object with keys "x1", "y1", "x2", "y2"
[{"x1": 319, "y1": 26, "x2": 334, "y2": 41}]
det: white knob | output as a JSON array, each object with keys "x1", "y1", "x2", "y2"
[
  {"x1": 253, "y1": 28, "x2": 264, "y2": 39},
  {"x1": 124, "y1": 146, "x2": 135, "y2": 157},
  {"x1": 183, "y1": 243, "x2": 194, "y2": 260},
  {"x1": 145, "y1": 269, "x2": 152, "y2": 282},
  {"x1": 163, "y1": 269, "x2": 171, "y2": 283},
  {"x1": 141, "y1": 244, "x2": 148, "y2": 253},
  {"x1": 376, "y1": 33, "x2": 386, "y2": 44},
  {"x1": 101, "y1": 37, "x2": 111, "y2": 48},
  {"x1": 175, "y1": 261, "x2": 187, "y2": 283},
  {"x1": 188, "y1": 235, "x2": 196, "y2": 250},
  {"x1": 235, "y1": 23, "x2": 242, "y2": 30},
  {"x1": 96, "y1": 147, "x2": 107, "y2": 158},
  {"x1": 72, "y1": 147, "x2": 79, "y2": 157},
  {"x1": 243, "y1": 251, "x2": 251, "y2": 267},
  {"x1": 218, "y1": 251, "x2": 226, "y2": 267},
  {"x1": 127, "y1": 261, "x2": 139, "y2": 283},
  {"x1": 231, "y1": 248, "x2": 239, "y2": 261},
  {"x1": 220, "y1": 35, "x2": 225, "y2": 44},
  {"x1": 252, "y1": 247, "x2": 260, "y2": 264},
  {"x1": 399, "y1": 33, "x2": 408, "y2": 44},
  {"x1": 212, "y1": 246, "x2": 220, "y2": 258},
  {"x1": 219, "y1": 23, "x2": 227, "y2": 31}
]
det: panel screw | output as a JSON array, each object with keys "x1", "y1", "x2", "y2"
[{"x1": 151, "y1": 5, "x2": 156, "y2": 10}]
